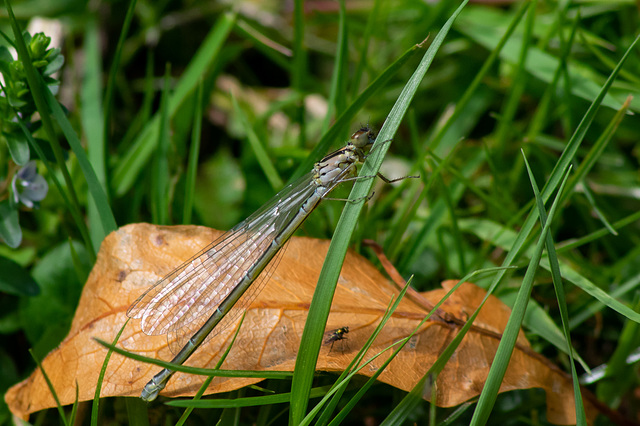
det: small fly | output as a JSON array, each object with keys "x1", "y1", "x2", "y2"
[{"x1": 324, "y1": 326, "x2": 350, "y2": 352}]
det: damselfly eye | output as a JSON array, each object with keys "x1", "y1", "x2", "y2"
[{"x1": 350, "y1": 127, "x2": 376, "y2": 148}]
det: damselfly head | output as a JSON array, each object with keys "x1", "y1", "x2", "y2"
[{"x1": 350, "y1": 127, "x2": 376, "y2": 149}]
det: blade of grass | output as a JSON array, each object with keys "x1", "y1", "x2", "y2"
[
  {"x1": 182, "y1": 82, "x2": 203, "y2": 224},
  {"x1": 175, "y1": 312, "x2": 247, "y2": 426},
  {"x1": 291, "y1": 0, "x2": 306, "y2": 146},
  {"x1": 380, "y1": 92, "x2": 493, "y2": 261},
  {"x1": 459, "y1": 213, "x2": 640, "y2": 361},
  {"x1": 102, "y1": 0, "x2": 137, "y2": 148},
  {"x1": 569, "y1": 269, "x2": 640, "y2": 329},
  {"x1": 580, "y1": 181, "x2": 617, "y2": 235},
  {"x1": 440, "y1": 176, "x2": 466, "y2": 273},
  {"x1": 499, "y1": 291, "x2": 590, "y2": 371},
  {"x1": 116, "y1": 50, "x2": 155, "y2": 160},
  {"x1": 81, "y1": 17, "x2": 109, "y2": 250},
  {"x1": 564, "y1": 95, "x2": 632, "y2": 202},
  {"x1": 29, "y1": 349, "x2": 69, "y2": 426},
  {"x1": 595, "y1": 295, "x2": 640, "y2": 407},
  {"x1": 125, "y1": 398, "x2": 150, "y2": 426},
  {"x1": 522, "y1": 151, "x2": 586, "y2": 424},
  {"x1": 92, "y1": 319, "x2": 129, "y2": 426},
  {"x1": 558, "y1": 211, "x2": 640, "y2": 257},
  {"x1": 509, "y1": 8, "x2": 580, "y2": 193},
  {"x1": 94, "y1": 338, "x2": 292, "y2": 380},
  {"x1": 168, "y1": 386, "x2": 331, "y2": 409},
  {"x1": 69, "y1": 384, "x2": 79, "y2": 426},
  {"x1": 234, "y1": 19, "x2": 292, "y2": 68},
  {"x1": 494, "y1": 0, "x2": 535, "y2": 155},
  {"x1": 398, "y1": 151, "x2": 485, "y2": 271},
  {"x1": 349, "y1": 0, "x2": 381, "y2": 97},
  {"x1": 289, "y1": 3, "x2": 469, "y2": 423},
  {"x1": 455, "y1": 7, "x2": 626, "y2": 112},
  {"x1": 151, "y1": 64, "x2": 171, "y2": 225},
  {"x1": 43, "y1": 85, "x2": 118, "y2": 248},
  {"x1": 322, "y1": 0, "x2": 348, "y2": 133},
  {"x1": 470, "y1": 165, "x2": 572, "y2": 425},
  {"x1": 231, "y1": 94, "x2": 283, "y2": 190},
  {"x1": 524, "y1": 6, "x2": 579, "y2": 144},
  {"x1": 323, "y1": 270, "x2": 509, "y2": 426}
]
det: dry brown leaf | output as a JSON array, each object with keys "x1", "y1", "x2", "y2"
[{"x1": 6, "y1": 223, "x2": 595, "y2": 424}]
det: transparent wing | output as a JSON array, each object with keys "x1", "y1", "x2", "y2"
[
  {"x1": 127, "y1": 171, "x2": 318, "y2": 352},
  {"x1": 165, "y1": 239, "x2": 291, "y2": 353}
]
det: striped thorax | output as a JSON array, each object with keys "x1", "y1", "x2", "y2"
[{"x1": 313, "y1": 127, "x2": 376, "y2": 186}]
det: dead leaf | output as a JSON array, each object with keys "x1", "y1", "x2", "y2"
[{"x1": 6, "y1": 223, "x2": 596, "y2": 424}]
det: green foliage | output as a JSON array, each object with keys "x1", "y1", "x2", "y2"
[
  {"x1": 0, "y1": 30, "x2": 63, "y2": 248},
  {"x1": 0, "y1": 32, "x2": 63, "y2": 117},
  {"x1": 2, "y1": 0, "x2": 640, "y2": 425}
]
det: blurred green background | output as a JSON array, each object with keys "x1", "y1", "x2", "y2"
[{"x1": 1, "y1": 0, "x2": 640, "y2": 424}]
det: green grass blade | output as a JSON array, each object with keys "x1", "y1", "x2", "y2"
[
  {"x1": 376, "y1": 267, "x2": 514, "y2": 425},
  {"x1": 322, "y1": 0, "x2": 348, "y2": 133},
  {"x1": 175, "y1": 313, "x2": 247, "y2": 426},
  {"x1": 151, "y1": 65, "x2": 171, "y2": 225},
  {"x1": 349, "y1": 0, "x2": 381, "y2": 97},
  {"x1": 311, "y1": 281, "x2": 411, "y2": 425},
  {"x1": 522, "y1": 151, "x2": 586, "y2": 424},
  {"x1": 291, "y1": 0, "x2": 306, "y2": 143},
  {"x1": 470, "y1": 166, "x2": 572, "y2": 425},
  {"x1": 460, "y1": 215, "x2": 640, "y2": 347},
  {"x1": 81, "y1": 17, "x2": 109, "y2": 250},
  {"x1": 289, "y1": 2, "x2": 468, "y2": 423},
  {"x1": 455, "y1": 6, "x2": 626, "y2": 112},
  {"x1": 92, "y1": 319, "x2": 130, "y2": 426},
  {"x1": 43, "y1": 85, "x2": 118, "y2": 246},
  {"x1": 595, "y1": 296, "x2": 640, "y2": 407},
  {"x1": 233, "y1": 20, "x2": 291, "y2": 70},
  {"x1": 525, "y1": 8, "x2": 579, "y2": 143},
  {"x1": 494, "y1": 0, "x2": 535, "y2": 154},
  {"x1": 168, "y1": 386, "x2": 331, "y2": 409},
  {"x1": 29, "y1": 349, "x2": 69, "y2": 426},
  {"x1": 102, "y1": 0, "x2": 137, "y2": 148},
  {"x1": 94, "y1": 338, "x2": 292, "y2": 380},
  {"x1": 570, "y1": 268, "x2": 640, "y2": 330},
  {"x1": 182, "y1": 82, "x2": 203, "y2": 225},
  {"x1": 125, "y1": 398, "x2": 150, "y2": 426},
  {"x1": 231, "y1": 94, "x2": 283, "y2": 190},
  {"x1": 565, "y1": 95, "x2": 632, "y2": 202}
]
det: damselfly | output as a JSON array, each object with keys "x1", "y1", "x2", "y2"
[
  {"x1": 324, "y1": 326, "x2": 349, "y2": 352},
  {"x1": 128, "y1": 126, "x2": 395, "y2": 401}
]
